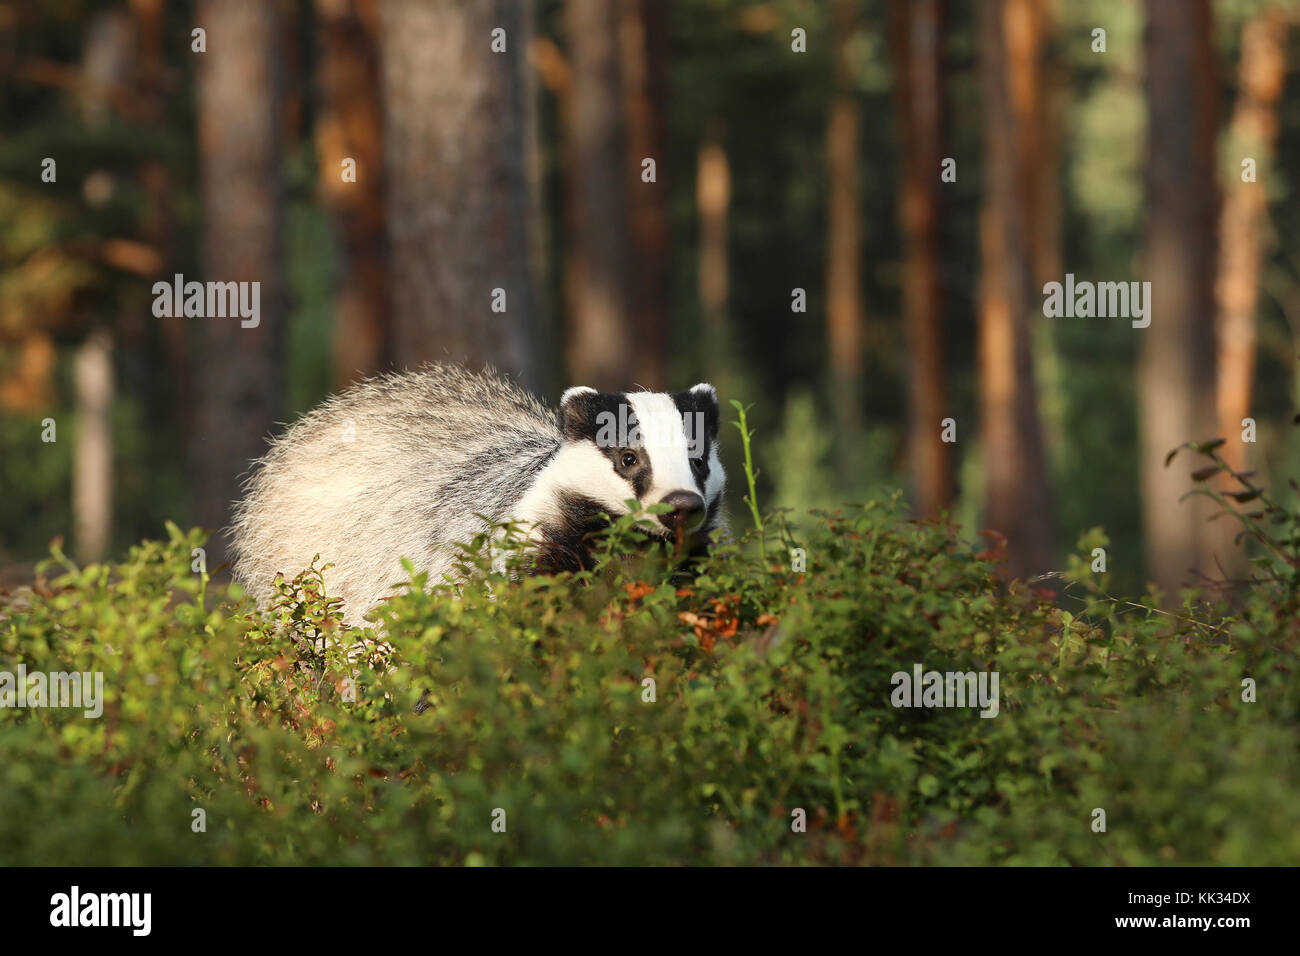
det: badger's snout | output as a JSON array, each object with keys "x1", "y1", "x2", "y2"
[{"x1": 657, "y1": 490, "x2": 706, "y2": 532}]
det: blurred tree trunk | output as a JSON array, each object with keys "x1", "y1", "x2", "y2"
[
  {"x1": 892, "y1": 0, "x2": 951, "y2": 519},
  {"x1": 1027, "y1": 3, "x2": 1063, "y2": 292},
  {"x1": 696, "y1": 131, "x2": 730, "y2": 385},
  {"x1": 622, "y1": 0, "x2": 670, "y2": 390},
  {"x1": 564, "y1": 0, "x2": 634, "y2": 389},
  {"x1": 314, "y1": 0, "x2": 390, "y2": 387},
  {"x1": 1140, "y1": 0, "x2": 1220, "y2": 599},
  {"x1": 1030, "y1": 2, "x2": 1064, "y2": 459},
  {"x1": 826, "y1": 0, "x2": 865, "y2": 488},
  {"x1": 521, "y1": 1, "x2": 555, "y2": 398},
  {"x1": 72, "y1": 9, "x2": 132, "y2": 562},
  {"x1": 1214, "y1": 8, "x2": 1287, "y2": 548},
  {"x1": 132, "y1": 0, "x2": 188, "y2": 438},
  {"x1": 73, "y1": 329, "x2": 113, "y2": 562},
  {"x1": 977, "y1": 0, "x2": 1054, "y2": 579},
  {"x1": 379, "y1": 0, "x2": 539, "y2": 386},
  {"x1": 194, "y1": 0, "x2": 287, "y2": 566}
]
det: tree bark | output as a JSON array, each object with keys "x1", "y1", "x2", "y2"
[
  {"x1": 379, "y1": 0, "x2": 539, "y2": 386},
  {"x1": 1022, "y1": 3, "x2": 1063, "y2": 295},
  {"x1": 621, "y1": 0, "x2": 671, "y2": 390},
  {"x1": 564, "y1": 0, "x2": 635, "y2": 389},
  {"x1": 1215, "y1": 11, "x2": 1287, "y2": 488},
  {"x1": 978, "y1": 0, "x2": 1055, "y2": 579},
  {"x1": 194, "y1": 0, "x2": 287, "y2": 566},
  {"x1": 1140, "y1": 0, "x2": 1220, "y2": 598},
  {"x1": 314, "y1": 0, "x2": 390, "y2": 387},
  {"x1": 70, "y1": 11, "x2": 132, "y2": 563},
  {"x1": 892, "y1": 0, "x2": 951, "y2": 519},
  {"x1": 521, "y1": 0, "x2": 555, "y2": 398},
  {"x1": 696, "y1": 131, "x2": 730, "y2": 384},
  {"x1": 73, "y1": 328, "x2": 113, "y2": 562},
  {"x1": 132, "y1": 0, "x2": 189, "y2": 438},
  {"x1": 826, "y1": 0, "x2": 866, "y2": 488}
]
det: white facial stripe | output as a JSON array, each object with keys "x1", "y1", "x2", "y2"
[
  {"x1": 625, "y1": 392, "x2": 698, "y2": 504},
  {"x1": 511, "y1": 441, "x2": 636, "y2": 529}
]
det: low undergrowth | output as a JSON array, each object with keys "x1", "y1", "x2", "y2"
[{"x1": 1, "y1": 439, "x2": 1297, "y2": 865}]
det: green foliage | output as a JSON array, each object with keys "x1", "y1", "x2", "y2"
[
  {"x1": 0, "y1": 409, "x2": 72, "y2": 553},
  {"x1": 770, "y1": 388, "x2": 836, "y2": 516},
  {"x1": 3, "y1": 470, "x2": 1297, "y2": 865},
  {"x1": 728, "y1": 399, "x2": 765, "y2": 557}
]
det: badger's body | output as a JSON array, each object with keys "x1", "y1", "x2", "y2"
[{"x1": 230, "y1": 364, "x2": 725, "y2": 626}]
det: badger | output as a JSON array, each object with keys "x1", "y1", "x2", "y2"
[{"x1": 229, "y1": 364, "x2": 726, "y2": 626}]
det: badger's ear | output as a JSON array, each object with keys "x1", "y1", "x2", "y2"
[
  {"x1": 559, "y1": 386, "x2": 601, "y2": 441},
  {"x1": 689, "y1": 383, "x2": 718, "y2": 406},
  {"x1": 675, "y1": 383, "x2": 720, "y2": 440}
]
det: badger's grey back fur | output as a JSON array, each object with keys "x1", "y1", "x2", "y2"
[
  {"x1": 231, "y1": 365, "x2": 563, "y2": 624},
  {"x1": 231, "y1": 363, "x2": 725, "y2": 626}
]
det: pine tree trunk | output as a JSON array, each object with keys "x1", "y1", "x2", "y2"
[
  {"x1": 893, "y1": 0, "x2": 951, "y2": 519},
  {"x1": 315, "y1": 0, "x2": 390, "y2": 387},
  {"x1": 1139, "y1": 0, "x2": 1220, "y2": 598},
  {"x1": 564, "y1": 0, "x2": 635, "y2": 389},
  {"x1": 70, "y1": 10, "x2": 131, "y2": 562},
  {"x1": 73, "y1": 329, "x2": 113, "y2": 562},
  {"x1": 193, "y1": 0, "x2": 287, "y2": 567},
  {"x1": 1212, "y1": 7, "x2": 1287, "y2": 577},
  {"x1": 826, "y1": 0, "x2": 866, "y2": 489},
  {"x1": 622, "y1": 0, "x2": 671, "y2": 390},
  {"x1": 978, "y1": 0, "x2": 1055, "y2": 579},
  {"x1": 379, "y1": 0, "x2": 540, "y2": 386},
  {"x1": 696, "y1": 133, "x2": 730, "y2": 384}
]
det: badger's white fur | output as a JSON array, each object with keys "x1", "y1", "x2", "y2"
[{"x1": 230, "y1": 364, "x2": 725, "y2": 626}]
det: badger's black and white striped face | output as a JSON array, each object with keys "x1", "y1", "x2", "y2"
[{"x1": 548, "y1": 383, "x2": 726, "y2": 539}]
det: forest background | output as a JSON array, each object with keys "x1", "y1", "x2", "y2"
[{"x1": 2, "y1": 0, "x2": 1299, "y2": 602}]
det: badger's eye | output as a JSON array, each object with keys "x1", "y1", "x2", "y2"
[
  {"x1": 691, "y1": 456, "x2": 708, "y2": 475},
  {"x1": 621, "y1": 452, "x2": 638, "y2": 468}
]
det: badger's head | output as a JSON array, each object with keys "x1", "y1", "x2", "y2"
[{"x1": 540, "y1": 383, "x2": 726, "y2": 546}]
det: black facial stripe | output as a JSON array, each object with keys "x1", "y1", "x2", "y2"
[
  {"x1": 564, "y1": 388, "x2": 720, "y2": 503},
  {"x1": 595, "y1": 398, "x2": 653, "y2": 499},
  {"x1": 672, "y1": 387, "x2": 719, "y2": 499},
  {"x1": 560, "y1": 390, "x2": 625, "y2": 443},
  {"x1": 689, "y1": 448, "x2": 711, "y2": 497},
  {"x1": 671, "y1": 387, "x2": 720, "y2": 446},
  {"x1": 556, "y1": 491, "x2": 609, "y2": 532},
  {"x1": 630, "y1": 460, "x2": 652, "y2": 498},
  {"x1": 560, "y1": 391, "x2": 657, "y2": 499},
  {"x1": 681, "y1": 433, "x2": 709, "y2": 499},
  {"x1": 621, "y1": 400, "x2": 640, "y2": 447},
  {"x1": 597, "y1": 443, "x2": 652, "y2": 498},
  {"x1": 534, "y1": 492, "x2": 611, "y2": 573}
]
